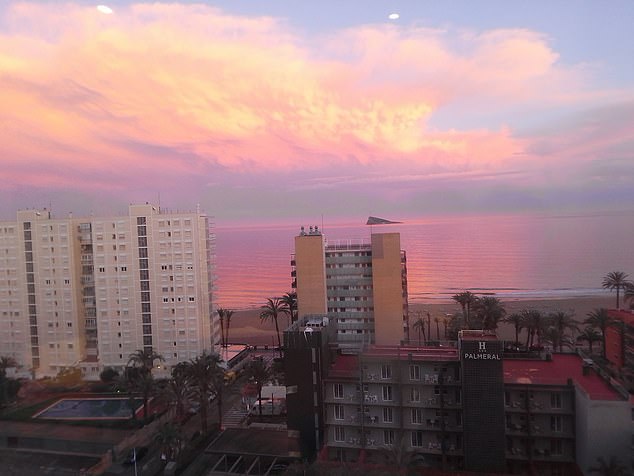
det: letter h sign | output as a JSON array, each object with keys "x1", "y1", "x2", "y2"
[{"x1": 478, "y1": 341, "x2": 487, "y2": 352}]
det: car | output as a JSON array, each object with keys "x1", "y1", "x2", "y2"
[{"x1": 122, "y1": 446, "x2": 148, "y2": 465}]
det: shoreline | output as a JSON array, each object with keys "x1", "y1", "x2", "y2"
[{"x1": 225, "y1": 295, "x2": 619, "y2": 345}]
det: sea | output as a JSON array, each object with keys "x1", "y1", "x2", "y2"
[{"x1": 214, "y1": 212, "x2": 634, "y2": 309}]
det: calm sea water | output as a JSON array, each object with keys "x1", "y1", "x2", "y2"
[{"x1": 214, "y1": 213, "x2": 634, "y2": 309}]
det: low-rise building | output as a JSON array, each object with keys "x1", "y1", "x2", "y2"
[{"x1": 318, "y1": 334, "x2": 632, "y2": 475}]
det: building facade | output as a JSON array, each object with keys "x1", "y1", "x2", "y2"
[
  {"x1": 0, "y1": 204, "x2": 216, "y2": 378},
  {"x1": 605, "y1": 309, "x2": 634, "y2": 391},
  {"x1": 321, "y1": 335, "x2": 632, "y2": 475},
  {"x1": 292, "y1": 227, "x2": 408, "y2": 350}
]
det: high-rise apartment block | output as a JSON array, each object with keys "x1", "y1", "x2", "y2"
[
  {"x1": 0, "y1": 204, "x2": 216, "y2": 378},
  {"x1": 292, "y1": 227, "x2": 408, "y2": 350}
]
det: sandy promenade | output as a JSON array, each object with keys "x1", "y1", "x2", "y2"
[{"x1": 225, "y1": 295, "x2": 616, "y2": 346}]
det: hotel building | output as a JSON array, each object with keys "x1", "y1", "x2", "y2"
[
  {"x1": 291, "y1": 227, "x2": 409, "y2": 351},
  {"x1": 0, "y1": 204, "x2": 216, "y2": 378},
  {"x1": 320, "y1": 334, "x2": 633, "y2": 475}
]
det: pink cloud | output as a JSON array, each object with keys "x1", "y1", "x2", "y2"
[{"x1": 0, "y1": 1, "x2": 622, "y2": 199}]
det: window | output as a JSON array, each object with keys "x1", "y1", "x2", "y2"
[
  {"x1": 334, "y1": 404, "x2": 344, "y2": 420},
  {"x1": 409, "y1": 365, "x2": 420, "y2": 381},
  {"x1": 382, "y1": 385, "x2": 393, "y2": 401},
  {"x1": 410, "y1": 387, "x2": 421, "y2": 402},
  {"x1": 382, "y1": 407, "x2": 393, "y2": 423},
  {"x1": 381, "y1": 364, "x2": 391, "y2": 379},
  {"x1": 550, "y1": 415, "x2": 562, "y2": 432},
  {"x1": 383, "y1": 430, "x2": 394, "y2": 445},
  {"x1": 334, "y1": 383, "x2": 344, "y2": 399},
  {"x1": 411, "y1": 408, "x2": 423, "y2": 424},
  {"x1": 411, "y1": 431, "x2": 423, "y2": 447},
  {"x1": 550, "y1": 439, "x2": 563, "y2": 456},
  {"x1": 334, "y1": 426, "x2": 345, "y2": 442},
  {"x1": 550, "y1": 393, "x2": 562, "y2": 409}
]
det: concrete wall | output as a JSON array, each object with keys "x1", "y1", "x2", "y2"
[
  {"x1": 371, "y1": 233, "x2": 405, "y2": 345},
  {"x1": 575, "y1": 388, "x2": 631, "y2": 475},
  {"x1": 295, "y1": 235, "x2": 327, "y2": 318}
]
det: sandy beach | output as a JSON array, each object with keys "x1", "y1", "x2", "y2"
[{"x1": 225, "y1": 296, "x2": 616, "y2": 346}]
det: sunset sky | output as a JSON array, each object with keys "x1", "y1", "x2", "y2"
[{"x1": 1, "y1": 1, "x2": 633, "y2": 225}]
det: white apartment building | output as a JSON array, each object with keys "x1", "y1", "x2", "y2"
[{"x1": 0, "y1": 204, "x2": 217, "y2": 378}]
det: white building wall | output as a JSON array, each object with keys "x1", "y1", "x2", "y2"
[
  {"x1": 575, "y1": 387, "x2": 631, "y2": 475},
  {"x1": 0, "y1": 204, "x2": 215, "y2": 377}
]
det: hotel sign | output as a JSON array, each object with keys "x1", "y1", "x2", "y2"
[{"x1": 464, "y1": 341, "x2": 501, "y2": 360}]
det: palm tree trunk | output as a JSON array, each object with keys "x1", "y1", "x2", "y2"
[
  {"x1": 200, "y1": 396, "x2": 208, "y2": 434},
  {"x1": 225, "y1": 322, "x2": 231, "y2": 347},
  {"x1": 436, "y1": 321, "x2": 440, "y2": 340},
  {"x1": 274, "y1": 318, "x2": 282, "y2": 358},
  {"x1": 514, "y1": 325, "x2": 519, "y2": 345},
  {"x1": 258, "y1": 386, "x2": 263, "y2": 417},
  {"x1": 417, "y1": 329, "x2": 421, "y2": 347}
]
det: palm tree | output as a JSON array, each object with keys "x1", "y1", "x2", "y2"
[
  {"x1": 185, "y1": 351, "x2": 224, "y2": 433},
  {"x1": 216, "y1": 308, "x2": 235, "y2": 347},
  {"x1": 473, "y1": 296, "x2": 506, "y2": 330},
  {"x1": 452, "y1": 291, "x2": 477, "y2": 327},
  {"x1": 115, "y1": 366, "x2": 142, "y2": 420},
  {"x1": 161, "y1": 362, "x2": 192, "y2": 422},
  {"x1": 503, "y1": 313, "x2": 524, "y2": 346},
  {"x1": 244, "y1": 359, "x2": 272, "y2": 417},
  {"x1": 217, "y1": 308, "x2": 226, "y2": 347},
  {"x1": 127, "y1": 348, "x2": 164, "y2": 374},
  {"x1": 584, "y1": 308, "x2": 614, "y2": 358},
  {"x1": 412, "y1": 312, "x2": 426, "y2": 346},
  {"x1": 280, "y1": 291, "x2": 298, "y2": 324},
  {"x1": 547, "y1": 311, "x2": 579, "y2": 352},
  {"x1": 602, "y1": 271, "x2": 632, "y2": 309},
  {"x1": 589, "y1": 456, "x2": 630, "y2": 476},
  {"x1": 520, "y1": 309, "x2": 544, "y2": 349},
  {"x1": 434, "y1": 316, "x2": 441, "y2": 340},
  {"x1": 135, "y1": 370, "x2": 159, "y2": 420},
  {"x1": 260, "y1": 297, "x2": 284, "y2": 358},
  {"x1": 577, "y1": 327, "x2": 602, "y2": 355},
  {"x1": 155, "y1": 422, "x2": 183, "y2": 462}
]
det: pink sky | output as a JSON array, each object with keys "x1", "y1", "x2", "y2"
[{"x1": 0, "y1": 2, "x2": 632, "y2": 224}]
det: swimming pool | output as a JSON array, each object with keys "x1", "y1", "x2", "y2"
[{"x1": 34, "y1": 397, "x2": 144, "y2": 420}]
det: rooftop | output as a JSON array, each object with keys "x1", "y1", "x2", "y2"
[
  {"x1": 362, "y1": 345, "x2": 459, "y2": 362},
  {"x1": 503, "y1": 354, "x2": 623, "y2": 401}
]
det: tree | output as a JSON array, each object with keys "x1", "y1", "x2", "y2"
[
  {"x1": 184, "y1": 351, "x2": 224, "y2": 433},
  {"x1": 473, "y1": 296, "x2": 506, "y2": 330},
  {"x1": 260, "y1": 297, "x2": 284, "y2": 358},
  {"x1": 434, "y1": 316, "x2": 441, "y2": 340},
  {"x1": 602, "y1": 271, "x2": 632, "y2": 310},
  {"x1": 547, "y1": 311, "x2": 578, "y2": 352},
  {"x1": 452, "y1": 291, "x2": 477, "y2": 327},
  {"x1": 217, "y1": 308, "x2": 226, "y2": 347},
  {"x1": 224, "y1": 309, "x2": 235, "y2": 347},
  {"x1": 99, "y1": 367, "x2": 119, "y2": 384},
  {"x1": 589, "y1": 456, "x2": 630, "y2": 476},
  {"x1": 503, "y1": 313, "x2": 524, "y2": 346},
  {"x1": 127, "y1": 349, "x2": 164, "y2": 374},
  {"x1": 161, "y1": 362, "x2": 192, "y2": 422},
  {"x1": 155, "y1": 422, "x2": 184, "y2": 462},
  {"x1": 280, "y1": 291, "x2": 298, "y2": 324},
  {"x1": 584, "y1": 308, "x2": 614, "y2": 359},
  {"x1": 412, "y1": 312, "x2": 426, "y2": 346},
  {"x1": 577, "y1": 327, "x2": 602, "y2": 355},
  {"x1": 116, "y1": 367, "x2": 142, "y2": 420},
  {"x1": 520, "y1": 309, "x2": 544, "y2": 349},
  {"x1": 244, "y1": 359, "x2": 272, "y2": 417}
]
